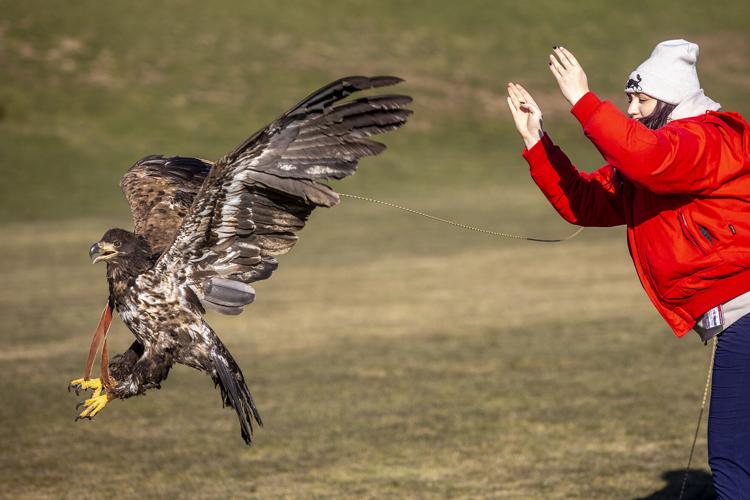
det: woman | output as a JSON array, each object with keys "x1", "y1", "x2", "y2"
[{"x1": 506, "y1": 40, "x2": 750, "y2": 498}]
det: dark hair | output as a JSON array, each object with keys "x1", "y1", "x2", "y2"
[{"x1": 639, "y1": 100, "x2": 677, "y2": 130}]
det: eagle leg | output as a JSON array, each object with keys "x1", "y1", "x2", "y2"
[
  {"x1": 69, "y1": 375, "x2": 115, "y2": 421},
  {"x1": 69, "y1": 340, "x2": 156, "y2": 419},
  {"x1": 69, "y1": 302, "x2": 118, "y2": 419},
  {"x1": 107, "y1": 349, "x2": 174, "y2": 399},
  {"x1": 108, "y1": 341, "x2": 144, "y2": 381},
  {"x1": 73, "y1": 339, "x2": 118, "y2": 420}
]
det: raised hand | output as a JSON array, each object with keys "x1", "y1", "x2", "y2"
[
  {"x1": 549, "y1": 46, "x2": 589, "y2": 107},
  {"x1": 507, "y1": 82, "x2": 544, "y2": 149}
]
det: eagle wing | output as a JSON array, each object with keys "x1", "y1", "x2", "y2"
[
  {"x1": 120, "y1": 155, "x2": 212, "y2": 255},
  {"x1": 152, "y1": 75, "x2": 412, "y2": 314}
]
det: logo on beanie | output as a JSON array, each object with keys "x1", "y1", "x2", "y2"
[{"x1": 626, "y1": 74, "x2": 643, "y2": 92}]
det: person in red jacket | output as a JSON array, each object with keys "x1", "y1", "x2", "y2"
[{"x1": 506, "y1": 40, "x2": 750, "y2": 498}]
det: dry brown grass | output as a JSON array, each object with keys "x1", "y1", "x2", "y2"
[{"x1": 0, "y1": 191, "x2": 716, "y2": 498}]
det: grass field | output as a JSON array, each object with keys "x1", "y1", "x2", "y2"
[{"x1": 2, "y1": 1, "x2": 750, "y2": 498}]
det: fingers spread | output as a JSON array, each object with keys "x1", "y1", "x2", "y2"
[
  {"x1": 559, "y1": 46, "x2": 579, "y2": 67},
  {"x1": 549, "y1": 53, "x2": 566, "y2": 75},
  {"x1": 548, "y1": 56, "x2": 563, "y2": 81},
  {"x1": 553, "y1": 47, "x2": 573, "y2": 69}
]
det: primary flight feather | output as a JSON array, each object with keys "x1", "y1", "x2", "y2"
[{"x1": 69, "y1": 76, "x2": 412, "y2": 444}]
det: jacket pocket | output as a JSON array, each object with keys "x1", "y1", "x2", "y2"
[
  {"x1": 678, "y1": 209, "x2": 710, "y2": 255},
  {"x1": 650, "y1": 209, "x2": 725, "y2": 302}
]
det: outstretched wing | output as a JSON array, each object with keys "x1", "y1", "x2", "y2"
[
  {"x1": 152, "y1": 75, "x2": 412, "y2": 314},
  {"x1": 120, "y1": 155, "x2": 212, "y2": 254}
]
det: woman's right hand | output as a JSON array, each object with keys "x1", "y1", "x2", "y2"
[{"x1": 507, "y1": 82, "x2": 544, "y2": 149}]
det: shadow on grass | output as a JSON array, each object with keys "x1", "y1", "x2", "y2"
[{"x1": 635, "y1": 469, "x2": 715, "y2": 500}]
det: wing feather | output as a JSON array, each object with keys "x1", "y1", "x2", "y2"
[
  {"x1": 120, "y1": 155, "x2": 211, "y2": 254},
  {"x1": 152, "y1": 76, "x2": 412, "y2": 315}
]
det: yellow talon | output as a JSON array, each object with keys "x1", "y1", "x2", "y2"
[
  {"x1": 69, "y1": 376, "x2": 118, "y2": 420},
  {"x1": 69, "y1": 377, "x2": 103, "y2": 397},
  {"x1": 76, "y1": 393, "x2": 110, "y2": 420}
]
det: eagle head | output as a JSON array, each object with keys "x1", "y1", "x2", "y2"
[{"x1": 89, "y1": 228, "x2": 149, "y2": 265}]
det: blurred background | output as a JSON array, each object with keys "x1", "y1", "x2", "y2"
[{"x1": 2, "y1": 1, "x2": 748, "y2": 497}]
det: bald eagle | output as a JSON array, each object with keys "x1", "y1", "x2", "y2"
[{"x1": 68, "y1": 76, "x2": 412, "y2": 444}]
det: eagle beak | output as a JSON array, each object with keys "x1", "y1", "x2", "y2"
[{"x1": 89, "y1": 241, "x2": 117, "y2": 264}]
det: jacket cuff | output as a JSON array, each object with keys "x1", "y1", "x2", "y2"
[
  {"x1": 570, "y1": 91, "x2": 602, "y2": 126},
  {"x1": 522, "y1": 133, "x2": 554, "y2": 163}
]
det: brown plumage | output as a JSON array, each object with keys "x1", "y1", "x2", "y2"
[
  {"x1": 120, "y1": 156, "x2": 211, "y2": 254},
  {"x1": 69, "y1": 76, "x2": 412, "y2": 444}
]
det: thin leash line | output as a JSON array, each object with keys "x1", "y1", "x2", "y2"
[
  {"x1": 341, "y1": 190, "x2": 715, "y2": 499},
  {"x1": 339, "y1": 192, "x2": 584, "y2": 242},
  {"x1": 678, "y1": 335, "x2": 718, "y2": 500}
]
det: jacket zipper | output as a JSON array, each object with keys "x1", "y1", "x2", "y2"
[
  {"x1": 678, "y1": 211, "x2": 709, "y2": 255},
  {"x1": 698, "y1": 225, "x2": 714, "y2": 245}
]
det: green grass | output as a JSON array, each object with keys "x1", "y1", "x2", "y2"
[
  {"x1": 1, "y1": 0, "x2": 747, "y2": 497},
  {"x1": 2, "y1": 0, "x2": 749, "y2": 221},
  {"x1": 0, "y1": 200, "x2": 717, "y2": 499}
]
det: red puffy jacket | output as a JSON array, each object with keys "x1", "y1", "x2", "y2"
[{"x1": 523, "y1": 91, "x2": 750, "y2": 337}]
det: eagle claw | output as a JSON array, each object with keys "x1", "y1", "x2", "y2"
[
  {"x1": 69, "y1": 377, "x2": 112, "y2": 420},
  {"x1": 69, "y1": 377, "x2": 103, "y2": 396},
  {"x1": 67, "y1": 381, "x2": 81, "y2": 396},
  {"x1": 74, "y1": 393, "x2": 111, "y2": 421}
]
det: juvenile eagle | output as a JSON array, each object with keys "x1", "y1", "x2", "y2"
[{"x1": 69, "y1": 76, "x2": 412, "y2": 444}]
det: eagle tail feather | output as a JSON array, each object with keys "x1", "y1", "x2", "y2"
[{"x1": 211, "y1": 349, "x2": 262, "y2": 445}]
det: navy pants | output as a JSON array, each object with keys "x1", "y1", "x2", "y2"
[{"x1": 709, "y1": 313, "x2": 750, "y2": 499}]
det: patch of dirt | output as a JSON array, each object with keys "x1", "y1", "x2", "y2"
[
  {"x1": 44, "y1": 36, "x2": 84, "y2": 73},
  {"x1": 1, "y1": 335, "x2": 83, "y2": 362},
  {"x1": 84, "y1": 49, "x2": 123, "y2": 89},
  {"x1": 46, "y1": 36, "x2": 84, "y2": 60}
]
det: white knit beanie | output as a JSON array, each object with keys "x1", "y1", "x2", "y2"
[{"x1": 625, "y1": 39, "x2": 701, "y2": 105}]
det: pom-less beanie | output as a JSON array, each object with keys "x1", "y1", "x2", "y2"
[{"x1": 625, "y1": 39, "x2": 701, "y2": 105}]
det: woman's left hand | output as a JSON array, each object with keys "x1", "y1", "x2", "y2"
[
  {"x1": 549, "y1": 46, "x2": 590, "y2": 107},
  {"x1": 507, "y1": 82, "x2": 544, "y2": 149}
]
